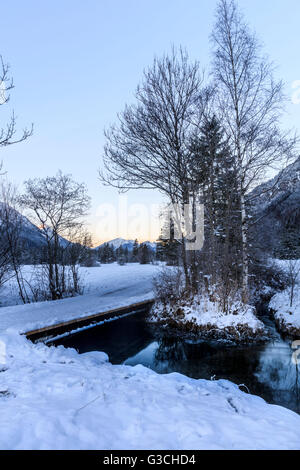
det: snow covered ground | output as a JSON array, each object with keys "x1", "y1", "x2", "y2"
[
  {"x1": 0, "y1": 263, "x2": 160, "y2": 334},
  {"x1": 270, "y1": 286, "x2": 300, "y2": 334},
  {"x1": 1, "y1": 330, "x2": 300, "y2": 450},
  {"x1": 269, "y1": 260, "x2": 300, "y2": 335},
  {"x1": 151, "y1": 296, "x2": 266, "y2": 342},
  {"x1": 0, "y1": 263, "x2": 160, "y2": 308},
  {"x1": 0, "y1": 263, "x2": 265, "y2": 339}
]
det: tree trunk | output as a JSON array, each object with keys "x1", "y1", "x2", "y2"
[{"x1": 240, "y1": 190, "x2": 249, "y2": 303}]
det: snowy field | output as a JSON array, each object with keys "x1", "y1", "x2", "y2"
[
  {"x1": 0, "y1": 264, "x2": 160, "y2": 334},
  {"x1": 1, "y1": 330, "x2": 300, "y2": 450},
  {"x1": 0, "y1": 263, "x2": 161, "y2": 308}
]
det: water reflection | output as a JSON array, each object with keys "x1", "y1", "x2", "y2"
[
  {"x1": 52, "y1": 310, "x2": 300, "y2": 414},
  {"x1": 255, "y1": 340, "x2": 300, "y2": 409},
  {"x1": 125, "y1": 329, "x2": 300, "y2": 413},
  {"x1": 51, "y1": 309, "x2": 154, "y2": 364}
]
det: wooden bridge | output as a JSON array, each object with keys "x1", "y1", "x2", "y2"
[{"x1": 25, "y1": 299, "x2": 154, "y2": 343}]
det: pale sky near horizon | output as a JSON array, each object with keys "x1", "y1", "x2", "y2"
[{"x1": 0, "y1": 0, "x2": 300, "y2": 245}]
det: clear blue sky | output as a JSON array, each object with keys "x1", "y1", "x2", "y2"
[{"x1": 1, "y1": 0, "x2": 300, "y2": 244}]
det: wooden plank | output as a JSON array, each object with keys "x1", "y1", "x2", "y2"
[{"x1": 24, "y1": 299, "x2": 154, "y2": 338}]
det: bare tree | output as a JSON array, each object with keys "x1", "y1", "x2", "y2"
[
  {"x1": 0, "y1": 56, "x2": 32, "y2": 152},
  {"x1": 0, "y1": 182, "x2": 30, "y2": 303},
  {"x1": 211, "y1": 0, "x2": 297, "y2": 302},
  {"x1": 67, "y1": 229, "x2": 94, "y2": 294},
  {"x1": 100, "y1": 48, "x2": 210, "y2": 289},
  {"x1": 0, "y1": 201, "x2": 12, "y2": 290},
  {"x1": 20, "y1": 171, "x2": 90, "y2": 300},
  {"x1": 287, "y1": 260, "x2": 300, "y2": 308}
]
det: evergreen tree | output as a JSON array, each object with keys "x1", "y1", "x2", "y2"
[
  {"x1": 123, "y1": 246, "x2": 129, "y2": 263},
  {"x1": 132, "y1": 239, "x2": 139, "y2": 262},
  {"x1": 98, "y1": 243, "x2": 115, "y2": 263},
  {"x1": 277, "y1": 226, "x2": 300, "y2": 259},
  {"x1": 157, "y1": 216, "x2": 180, "y2": 266},
  {"x1": 139, "y1": 243, "x2": 150, "y2": 264},
  {"x1": 190, "y1": 116, "x2": 240, "y2": 287},
  {"x1": 116, "y1": 245, "x2": 126, "y2": 265}
]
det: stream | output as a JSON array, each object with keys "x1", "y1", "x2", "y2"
[{"x1": 51, "y1": 308, "x2": 300, "y2": 414}]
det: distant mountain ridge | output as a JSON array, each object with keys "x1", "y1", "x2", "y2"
[
  {"x1": 94, "y1": 238, "x2": 156, "y2": 252},
  {"x1": 0, "y1": 205, "x2": 158, "y2": 253}
]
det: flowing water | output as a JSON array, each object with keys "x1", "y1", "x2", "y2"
[{"x1": 51, "y1": 309, "x2": 300, "y2": 414}]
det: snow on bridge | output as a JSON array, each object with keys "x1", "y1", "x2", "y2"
[{"x1": 0, "y1": 264, "x2": 160, "y2": 335}]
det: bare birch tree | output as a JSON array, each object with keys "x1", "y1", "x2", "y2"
[
  {"x1": 287, "y1": 260, "x2": 300, "y2": 308},
  {"x1": 211, "y1": 0, "x2": 297, "y2": 302},
  {"x1": 0, "y1": 201, "x2": 12, "y2": 289}
]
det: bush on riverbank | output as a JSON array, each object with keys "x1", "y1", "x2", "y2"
[
  {"x1": 269, "y1": 284, "x2": 300, "y2": 337},
  {"x1": 149, "y1": 296, "x2": 267, "y2": 343},
  {"x1": 151, "y1": 267, "x2": 267, "y2": 343}
]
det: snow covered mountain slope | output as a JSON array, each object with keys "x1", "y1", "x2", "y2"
[
  {"x1": 250, "y1": 156, "x2": 300, "y2": 210},
  {"x1": 249, "y1": 156, "x2": 300, "y2": 255},
  {"x1": 0, "y1": 203, "x2": 72, "y2": 250},
  {"x1": 0, "y1": 203, "x2": 46, "y2": 249},
  {"x1": 96, "y1": 238, "x2": 134, "y2": 250},
  {"x1": 249, "y1": 157, "x2": 300, "y2": 217},
  {"x1": 94, "y1": 238, "x2": 134, "y2": 251}
]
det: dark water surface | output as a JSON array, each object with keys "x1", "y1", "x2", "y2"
[{"x1": 51, "y1": 310, "x2": 300, "y2": 414}]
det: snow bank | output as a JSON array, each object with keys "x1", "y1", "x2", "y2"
[
  {"x1": 150, "y1": 296, "x2": 266, "y2": 343},
  {"x1": 0, "y1": 330, "x2": 300, "y2": 450},
  {"x1": 269, "y1": 260, "x2": 300, "y2": 336},
  {"x1": 0, "y1": 264, "x2": 159, "y2": 334},
  {"x1": 269, "y1": 285, "x2": 300, "y2": 335}
]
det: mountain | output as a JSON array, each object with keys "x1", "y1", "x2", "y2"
[
  {"x1": 40, "y1": 226, "x2": 70, "y2": 249},
  {"x1": 94, "y1": 238, "x2": 157, "y2": 252},
  {"x1": 143, "y1": 241, "x2": 157, "y2": 251},
  {"x1": 0, "y1": 203, "x2": 46, "y2": 249},
  {"x1": 249, "y1": 156, "x2": 300, "y2": 256},
  {"x1": 0, "y1": 203, "x2": 71, "y2": 250},
  {"x1": 94, "y1": 238, "x2": 134, "y2": 250},
  {"x1": 250, "y1": 156, "x2": 300, "y2": 211}
]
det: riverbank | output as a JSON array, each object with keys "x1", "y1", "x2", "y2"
[
  {"x1": 269, "y1": 284, "x2": 300, "y2": 337},
  {"x1": 268, "y1": 260, "x2": 300, "y2": 337},
  {"x1": 150, "y1": 297, "x2": 267, "y2": 343},
  {"x1": 52, "y1": 307, "x2": 300, "y2": 414}
]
